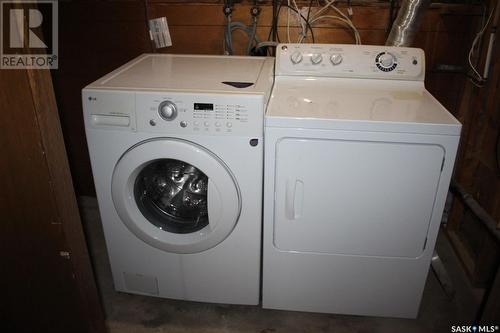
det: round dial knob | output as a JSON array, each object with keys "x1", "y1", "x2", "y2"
[
  {"x1": 379, "y1": 53, "x2": 395, "y2": 67},
  {"x1": 310, "y1": 53, "x2": 323, "y2": 65},
  {"x1": 158, "y1": 101, "x2": 178, "y2": 121},
  {"x1": 330, "y1": 54, "x2": 343, "y2": 66},
  {"x1": 375, "y1": 52, "x2": 398, "y2": 72},
  {"x1": 290, "y1": 52, "x2": 303, "y2": 64}
]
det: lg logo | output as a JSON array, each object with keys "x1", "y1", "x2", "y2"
[{"x1": 1, "y1": 0, "x2": 58, "y2": 69}]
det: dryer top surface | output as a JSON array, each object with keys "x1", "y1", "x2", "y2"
[{"x1": 266, "y1": 76, "x2": 461, "y2": 135}]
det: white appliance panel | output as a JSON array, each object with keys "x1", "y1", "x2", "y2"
[
  {"x1": 263, "y1": 44, "x2": 461, "y2": 318},
  {"x1": 84, "y1": 89, "x2": 266, "y2": 137},
  {"x1": 82, "y1": 54, "x2": 273, "y2": 305},
  {"x1": 274, "y1": 138, "x2": 444, "y2": 258},
  {"x1": 266, "y1": 77, "x2": 460, "y2": 135},
  {"x1": 87, "y1": 54, "x2": 274, "y2": 94},
  {"x1": 276, "y1": 44, "x2": 424, "y2": 80},
  {"x1": 135, "y1": 92, "x2": 264, "y2": 137}
]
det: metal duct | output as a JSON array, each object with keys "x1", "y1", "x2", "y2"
[{"x1": 386, "y1": 0, "x2": 431, "y2": 46}]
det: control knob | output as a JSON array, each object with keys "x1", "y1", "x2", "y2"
[
  {"x1": 376, "y1": 52, "x2": 398, "y2": 72},
  {"x1": 330, "y1": 54, "x2": 343, "y2": 65},
  {"x1": 379, "y1": 53, "x2": 395, "y2": 67},
  {"x1": 290, "y1": 52, "x2": 303, "y2": 64},
  {"x1": 311, "y1": 53, "x2": 323, "y2": 65},
  {"x1": 158, "y1": 101, "x2": 178, "y2": 121}
]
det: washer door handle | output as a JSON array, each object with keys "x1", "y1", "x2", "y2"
[
  {"x1": 285, "y1": 178, "x2": 304, "y2": 220},
  {"x1": 207, "y1": 179, "x2": 223, "y2": 230}
]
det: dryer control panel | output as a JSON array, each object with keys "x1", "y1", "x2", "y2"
[{"x1": 276, "y1": 43, "x2": 425, "y2": 81}]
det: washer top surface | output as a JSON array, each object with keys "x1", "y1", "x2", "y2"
[
  {"x1": 267, "y1": 44, "x2": 461, "y2": 135},
  {"x1": 86, "y1": 54, "x2": 274, "y2": 94}
]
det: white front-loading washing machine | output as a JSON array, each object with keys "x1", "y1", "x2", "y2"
[
  {"x1": 83, "y1": 54, "x2": 274, "y2": 304},
  {"x1": 262, "y1": 44, "x2": 461, "y2": 317}
]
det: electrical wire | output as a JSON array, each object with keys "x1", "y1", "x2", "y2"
[
  {"x1": 284, "y1": 0, "x2": 360, "y2": 44},
  {"x1": 302, "y1": 0, "x2": 315, "y2": 43},
  {"x1": 287, "y1": 0, "x2": 292, "y2": 42},
  {"x1": 278, "y1": 3, "x2": 316, "y2": 43},
  {"x1": 468, "y1": 5, "x2": 494, "y2": 84},
  {"x1": 226, "y1": 0, "x2": 359, "y2": 54},
  {"x1": 466, "y1": 74, "x2": 485, "y2": 88},
  {"x1": 286, "y1": 0, "x2": 298, "y2": 42},
  {"x1": 272, "y1": 0, "x2": 277, "y2": 46},
  {"x1": 267, "y1": 0, "x2": 283, "y2": 45},
  {"x1": 312, "y1": 0, "x2": 361, "y2": 44},
  {"x1": 292, "y1": 0, "x2": 306, "y2": 42},
  {"x1": 310, "y1": 14, "x2": 360, "y2": 44}
]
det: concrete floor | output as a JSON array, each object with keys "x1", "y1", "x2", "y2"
[{"x1": 79, "y1": 196, "x2": 483, "y2": 333}]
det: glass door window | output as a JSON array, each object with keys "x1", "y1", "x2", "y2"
[{"x1": 134, "y1": 159, "x2": 209, "y2": 234}]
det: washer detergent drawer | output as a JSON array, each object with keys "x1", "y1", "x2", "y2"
[{"x1": 273, "y1": 138, "x2": 444, "y2": 258}]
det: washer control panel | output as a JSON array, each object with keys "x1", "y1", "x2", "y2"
[
  {"x1": 135, "y1": 92, "x2": 263, "y2": 136},
  {"x1": 277, "y1": 43, "x2": 424, "y2": 81}
]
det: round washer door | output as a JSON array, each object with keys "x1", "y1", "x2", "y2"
[{"x1": 112, "y1": 138, "x2": 241, "y2": 254}]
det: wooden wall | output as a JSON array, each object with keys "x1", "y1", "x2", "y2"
[
  {"x1": 52, "y1": 0, "x2": 480, "y2": 196},
  {"x1": 446, "y1": 0, "x2": 500, "y2": 286},
  {"x1": 0, "y1": 63, "x2": 105, "y2": 333}
]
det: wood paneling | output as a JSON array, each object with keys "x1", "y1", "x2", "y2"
[
  {"x1": 446, "y1": 0, "x2": 500, "y2": 286},
  {"x1": 27, "y1": 66, "x2": 107, "y2": 333},
  {"x1": 53, "y1": 0, "x2": 480, "y2": 196},
  {"x1": 0, "y1": 66, "x2": 105, "y2": 332}
]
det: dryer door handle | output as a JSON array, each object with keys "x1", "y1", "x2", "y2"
[{"x1": 285, "y1": 178, "x2": 304, "y2": 220}]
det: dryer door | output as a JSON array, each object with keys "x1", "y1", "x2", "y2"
[
  {"x1": 112, "y1": 138, "x2": 241, "y2": 254},
  {"x1": 273, "y1": 138, "x2": 444, "y2": 258}
]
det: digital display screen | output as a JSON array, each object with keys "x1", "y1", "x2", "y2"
[{"x1": 194, "y1": 103, "x2": 214, "y2": 111}]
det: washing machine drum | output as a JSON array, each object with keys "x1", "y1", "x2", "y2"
[
  {"x1": 134, "y1": 159, "x2": 210, "y2": 234},
  {"x1": 112, "y1": 138, "x2": 241, "y2": 254}
]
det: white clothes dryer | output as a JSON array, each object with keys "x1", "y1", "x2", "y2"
[
  {"x1": 83, "y1": 54, "x2": 273, "y2": 304},
  {"x1": 262, "y1": 44, "x2": 461, "y2": 317}
]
